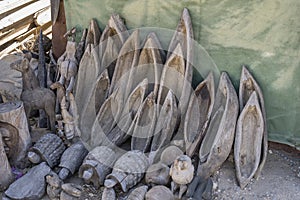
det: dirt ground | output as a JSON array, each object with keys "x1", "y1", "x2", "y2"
[{"x1": 212, "y1": 142, "x2": 300, "y2": 200}]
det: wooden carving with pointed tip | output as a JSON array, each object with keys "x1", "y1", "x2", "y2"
[
  {"x1": 132, "y1": 32, "x2": 163, "y2": 98},
  {"x1": 131, "y1": 92, "x2": 156, "y2": 153},
  {"x1": 106, "y1": 79, "x2": 148, "y2": 146},
  {"x1": 80, "y1": 69, "x2": 110, "y2": 143},
  {"x1": 150, "y1": 90, "x2": 178, "y2": 163},
  {"x1": 109, "y1": 30, "x2": 140, "y2": 100},
  {"x1": 168, "y1": 8, "x2": 194, "y2": 115},
  {"x1": 90, "y1": 88, "x2": 123, "y2": 148},
  {"x1": 184, "y1": 72, "x2": 215, "y2": 157},
  {"x1": 75, "y1": 44, "x2": 99, "y2": 129},
  {"x1": 234, "y1": 91, "x2": 264, "y2": 189},
  {"x1": 239, "y1": 66, "x2": 267, "y2": 179},
  {"x1": 157, "y1": 43, "x2": 185, "y2": 106},
  {"x1": 85, "y1": 18, "x2": 101, "y2": 47},
  {"x1": 197, "y1": 72, "x2": 239, "y2": 178},
  {"x1": 99, "y1": 14, "x2": 129, "y2": 78}
]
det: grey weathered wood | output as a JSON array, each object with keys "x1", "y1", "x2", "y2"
[
  {"x1": 150, "y1": 90, "x2": 178, "y2": 163},
  {"x1": 59, "y1": 141, "x2": 88, "y2": 180},
  {"x1": 184, "y1": 72, "x2": 215, "y2": 157},
  {"x1": 90, "y1": 88, "x2": 123, "y2": 148},
  {"x1": 146, "y1": 162, "x2": 170, "y2": 186},
  {"x1": 75, "y1": 44, "x2": 99, "y2": 125},
  {"x1": 5, "y1": 162, "x2": 51, "y2": 200},
  {"x1": 160, "y1": 145, "x2": 184, "y2": 166},
  {"x1": 132, "y1": 32, "x2": 163, "y2": 98},
  {"x1": 157, "y1": 43, "x2": 185, "y2": 106},
  {"x1": 145, "y1": 185, "x2": 174, "y2": 200},
  {"x1": 170, "y1": 154, "x2": 194, "y2": 199},
  {"x1": 79, "y1": 146, "x2": 117, "y2": 188},
  {"x1": 80, "y1": 69, "x2": 110, "y2": 143},
  {"x1": 167, "y1": 8, "x2": 194, "y2": 116},
  {"x1": 239, "y1": 65, "x2": 268, "y2": 179},
  {"x1": 0, "y1": 101, "x2": 31, "y2": 168},
  {"x1": 131, "y1": 92, "x2": 156, "y2": 153},
  {"x1": 197, "y1": 72, "x2": 239, "y2": 178},
  {"x1": 28, "y1": 133, "x2": 65, "y2": 167},
  {"x1": 0, "y1": 0, "x2": 50, "y2": 30},
  {"x1": 61, "y1": 93, "x2": 81, "y2": 140},
  {"x1": 109, "y1": 30, "x2": 140, "y2": 100},
  {"x1": 102, "y1": 187, "x2": 116, "y2": 200},
  {"x1": 234, "y1": 91, "x2": 264, "y2": 189},
  {"x1": 0, "y1": 133, "x2": 14, "y2": 191},
  {"x1": 85, "y1": 19, "x2": 101, "y2": 47},
  {"x1": 104, "y1": 150, "x2": 149, "y2": 192},
  {"x1": 127, "y1": 185, "x2": 148, "y2": 200},
  {"x1": 10, "y1": 55, "x2": 56, "y2": 131}
]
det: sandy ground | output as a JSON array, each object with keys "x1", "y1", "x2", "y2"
[{"x1": 212, "y1": 143, "x2": 300, "y2": 200}]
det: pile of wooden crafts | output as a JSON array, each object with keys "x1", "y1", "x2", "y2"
[{"x1": 0, "y1": 8, "x2": 267, "y2": 200}]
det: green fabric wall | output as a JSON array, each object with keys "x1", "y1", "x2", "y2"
[{"x1": 64, "y1": 0, "x2": 300, "y2": 150}]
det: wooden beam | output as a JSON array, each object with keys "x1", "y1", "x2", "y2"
[
  {"x1": 0, "y1": 0, "x2": 36, "y2": 19},
  {"x1": 0, "y1": 0, "x2": 50, "y2": 31},
  {"x1": 0, "y1": 24, "x2": 31, "y2": 46}
]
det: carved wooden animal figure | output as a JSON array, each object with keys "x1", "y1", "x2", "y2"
[
  {"x1": 170, "y1": 155, "x2": 194, "y2": 199},
  {"x1": 11, "y1": 55, "x2": 56, "y2": 131},
  {"x1": 50, "y1": 82, "x2": 66, "y2": 113}
]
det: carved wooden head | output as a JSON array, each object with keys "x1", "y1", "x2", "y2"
[{"x1": 0, "y1": 122, "x2": 19, "y2": 160}]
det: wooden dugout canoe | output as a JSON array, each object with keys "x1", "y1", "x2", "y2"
[
  {"x1": 234, "y1": 91, "x2": 264, "y2": 189},
  {"x1": 150, "y1": 90, "x2": 178, "y2": 163},
  {"x1": 132, "y1": 32, "x2": 163, "y2": 99},
  {"x1": 90, "y1": 88, "x2": 123, "y2": 148},
  {"x1": 79, "y1": 69, "x2": 110, "y2": 143},
  {"x1": 131, "y1": 92, "x2": 156, "y2": 153},
  {"x1": 239, "y1": 65, "x2": 267, "y2": 179},
  {"x1": 98, "y1": 14, "x2": 129, "y2": 79},
  {"x1": 184, "y1": 72, "x2": 215, "y2": 157},
  {"x1": 197, "y1": 72, "x2": 239, "y2": 178},
  {"x1": 106, "y1": 79, "x2": 148, "y2": 146},
  {"x1": 109, "y1": 30, "x2": 140, "y2": 101}
]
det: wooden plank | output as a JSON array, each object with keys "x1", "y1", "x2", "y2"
[
  {"x1": 0, "y1": 0, "x2": 36, "y2": 18},
  {"x1": 0, "y1": 0, "x2": 50, "y2": 30},
  {"x1": 0, "y1": 24, "x2": 31, "y2": 46},
  {"x1": 34, "y1": 6, "x2": 51, "y2": 26},
  {"x1": 16, "y1": 21, "x2": 51, "y2": 41}
]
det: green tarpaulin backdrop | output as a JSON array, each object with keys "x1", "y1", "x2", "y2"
[{"x1": 64, "y1": 0, "x2": 300, "y2": 150}]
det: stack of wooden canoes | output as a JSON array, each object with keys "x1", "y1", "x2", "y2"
[
  {"x1": 73, "y1": 7, "x2": 267, "y2": 191},
  {"x1": 0, "y1": 0, "x2": 51, "y2": 58}
]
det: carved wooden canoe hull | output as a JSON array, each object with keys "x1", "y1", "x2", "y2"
[
  {"x1": 234, "y1": 91, "x2": 264, "y2": 189},
  {"x1": 133, "y1": 32, "x2": 163, "y2": 99},
  {"x1": 239, "y1": 65, "x2": 267, "y2": 179},
  {"x1": 150, "y1": 90, "x2": 178, "y2": 163},
  {"x1": 80, "y1": 69, "x2": 110, "y2": 143},
  {"x1": 90, "y1": 88, "x2": 123, "y2": 148},
  {"x1": 106, "y1": 79, "x2": 148, "y2": 146},
  {"x1": 85, "y1": 18, "x2": 101, "y2": 47},
  {"x1": 168, "y1": 8, "x2": 194, "y2": 113},
  {"x1": 157, "y1": 43, "x2": 185, "y2": 106},
  {"x1": 197, "y1": 72, "x2": 239, "y2": 178},
  {"x1": 75, "y1": 44, "x2": 99, "y2": 121},
  {"x1": 131, "y1": 92, "x2": 156, "y2": 153},
  {"x1": 184, "y1": 72, "x2": 215, "y2": 157},
  {"x1": 109, "y1": 30, "x2": 140, "y2": 101},
  {"x1": 99, "y1": 14, "x2": 129, "y2": 79}
]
